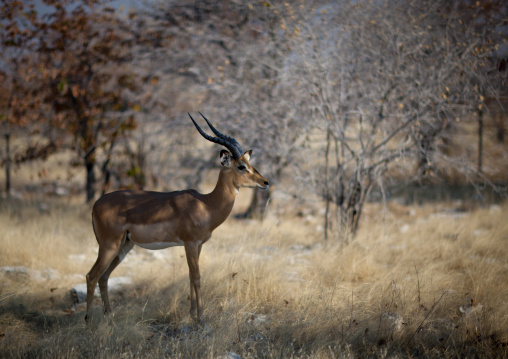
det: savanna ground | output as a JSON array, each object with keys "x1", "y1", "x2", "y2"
[{"x1": 0, "y1": 183, "x2": 507, "y2": 358}]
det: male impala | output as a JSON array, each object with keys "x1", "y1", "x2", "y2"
[{"x1": 86, "y1": 113, "x2": 269, "y2": 324}]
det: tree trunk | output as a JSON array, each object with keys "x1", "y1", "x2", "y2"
[
  {"x1": 101, "y1": 157, "x2": 111, "y2": 196},
  {"x1": 495, "y1": 113, "x2": 505, "y2": 143},
  {"x1": 236, "y1": 188, "x2": 271, "y2": 219},
  {"x1": 85, "y1": 152, "x2": 96, "y2": 203},
  {"x1": 344, "y1": 178, "x2": 362, "y2": 240},
  {"x1": 324, "y1": 129, "x2": 331, "y2": 240},
  {"x1": 417, "y1": 136, "x2": 432, "y2": 182},
  {"x1": 478, "y1": 110, "x2": 483, "y2": 173},
  {"x1": 4, "y1": 134, "x2": 10, "y2": 196}
]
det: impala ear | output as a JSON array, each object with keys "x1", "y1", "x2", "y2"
[
  {"x1": 220, "y1": 150, "x2": 232, "y2": 167},
  {"x1": 243, "y1": 150, "x2": 252, "y2": 161}
]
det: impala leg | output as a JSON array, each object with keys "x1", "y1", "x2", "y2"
[
  {"x1": 185, "y1": 242, "x2": 203, "y2": 324},
  {"x1": 85, "y1": 244, "x2": 122, "y2": 321},
  {"x1": 188, "y1": 244, "x2": 202, "y2": 318},
  {"x1": 98, "y1": 240, "x2": 134, "y2": 314}
]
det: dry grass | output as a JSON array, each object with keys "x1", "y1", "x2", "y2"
[{"x1": 0, "y1": 194, "x2": 507, "y2": 358}]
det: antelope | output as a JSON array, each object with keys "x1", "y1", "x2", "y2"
[{"x1": 85, "y1": 113, "x2": 269, "y2": 324}]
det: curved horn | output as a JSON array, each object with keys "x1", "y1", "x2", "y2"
[
  {"x1": 198, "y1": 111, "x2": 243, "y2": 156},
  {"x1": 189, "y1": 113, "x2": 243, "y2": 159}
]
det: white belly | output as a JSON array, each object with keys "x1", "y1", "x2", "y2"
[
  {"x1": 126, "y1": 229, "x2": 184, "y2": 250},
  {"x1": 133, "y1": 240, "x2": 184, "y2": 250}
]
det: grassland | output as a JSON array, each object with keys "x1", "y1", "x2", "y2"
[{"x1": 0, "y1": 192, "x2": 507, "y2": 358}]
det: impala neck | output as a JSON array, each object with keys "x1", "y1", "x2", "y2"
[{"x1": 204, "y1": 169, "x2": 239, "y2": 230}]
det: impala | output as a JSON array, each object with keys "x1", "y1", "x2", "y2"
[{"x1": 85, "y1": 113, "x2": 269, "y2": 324}]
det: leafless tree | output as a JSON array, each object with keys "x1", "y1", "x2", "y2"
[{"x1": 277, "y1": 0, "x2": 507, "y2": 240}]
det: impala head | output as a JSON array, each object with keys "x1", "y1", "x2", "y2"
[{"x1": 189, "y1": 112, "x2": 270, "y2": 190}]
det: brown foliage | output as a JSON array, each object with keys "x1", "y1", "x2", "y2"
[{"x1": 1, "y1": 0, "x2": 142, "y2": 201}]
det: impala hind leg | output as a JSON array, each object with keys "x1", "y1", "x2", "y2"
[
  {"x1": 85, "y1": 241, "x2": 122, "y2": 321},
  {"x1": 98, "y1": 240, "x2": 134, "y2": 314}
]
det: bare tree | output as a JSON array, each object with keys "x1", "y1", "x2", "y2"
[{"x1": 277, "y1": 0, "x2": 507, "y2": 240}]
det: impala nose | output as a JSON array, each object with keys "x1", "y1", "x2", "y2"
[{"x1": 264, "y1": 181, "x2": 269, "y2": 186}]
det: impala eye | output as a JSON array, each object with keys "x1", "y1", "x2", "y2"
[{"x1": 238, "y1": 165, "x2": 246, "y2": 171}]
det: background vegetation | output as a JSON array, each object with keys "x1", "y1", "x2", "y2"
[{"x1": 1, "y1": 0, "x2": 507, "y2": 357}]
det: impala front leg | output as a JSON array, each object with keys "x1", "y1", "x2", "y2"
[
  {"x1": 188, "y1": 244, "x2": 202, "y2": 318},
  {"x1": 185, "y1": 242, "x2": 203, "y2": 324}
]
